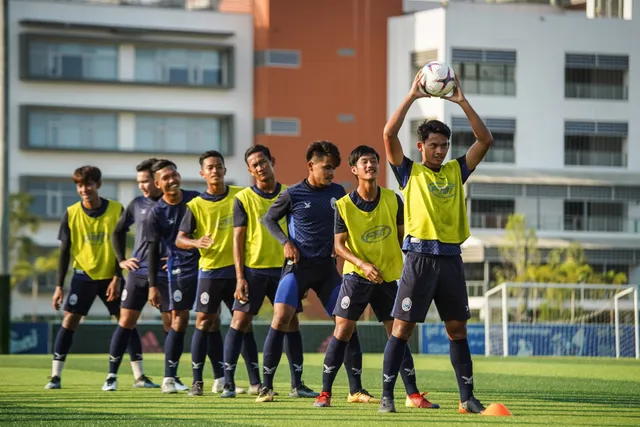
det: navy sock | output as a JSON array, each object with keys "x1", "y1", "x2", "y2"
[
  {"x1": 240, "y1": 331, "x2": 261, "y2": 386},
  {"x1": 207, "y1": 330, "x2": 225, "y2": 380},
  {"x1": 223, "y1": 327, "x2": 245, "y2": 388},
  {"x1": 285, "y1": 330, "x2": 304, "y2": 389},
  {"x1": 322, "y1": 336, "x2": 348, "y2": 393},
  {"x1": 164, "y1": 328, "x2": 185, "y2": 378},
  {"x1": 399, "y1": 347, "x2": 419, "y2": 396},
  {"x1": 343, "y1": 330, "x2": 363, "y2": 395},
  {"x1": 191, "y1": 328, "x2": 209, "y2": 383},
  {"x1": 127, "y1": 328, "x2": 143, "y2": 362},
  {"x1": 262, "y1": 327, "x2": 285, "y2": 390},
  {"x1": 382, "y1": 335, "x2": 408, "y2": 399},
  {"x1": 53, "y1": 327, "x2": 75, "y2": 362},
  {"x1": 108, "y1": 326, "x2": 132, "y2": 375},
  {"x1": 450, "y1": 338, "x2": 474, "y2": 402}
]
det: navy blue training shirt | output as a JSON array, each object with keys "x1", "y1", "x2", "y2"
[
  {"x1": 263, "y1": 180, "x2": 346, "y2": 259},
  {"x1": 145, "y1": 190, "x2": 201, "y2": 278}
]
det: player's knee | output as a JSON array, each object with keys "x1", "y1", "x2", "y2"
[
  {"x1": 334, "y1": 320, "x2": 356, "y2": 341},
  {"x1": 196, "y1": 315, "x2": 213, "y2": 331},
  {"x1": 445, "y1": 321, "x2": 467, "y2": 340},
  {"x1": 289, "y1": 315, "x2": 300, "y2": 331},
  {"x1": 391, "y1": 320, "x2": 415, "y2": 341},
  {"x1": 230, "y1": 312, "x2": 251, "y2": 332},
  {"x1": 209, "y1": 314, "x2": 221, "y2": 331},
  {"x1": 171, "y1": 314, "x2": 189, "y2": 332},
  {"x1": 118, "y1": 310, "x2": 139, "y2": 329},
  {"x1": 62, "y1": 312, "x2": 82, "y2": 331}
]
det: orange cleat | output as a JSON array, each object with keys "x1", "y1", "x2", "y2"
[
  {"x1": 405, "y1": 391, "x2": 440, "y2": 408},
  {"x1": 314, "y1": 391, "x2": 331, "y2": 407}
]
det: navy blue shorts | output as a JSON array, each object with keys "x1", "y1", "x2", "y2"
[
  {"x1": 332, "y1": 274, "x2": 397, "y2": 322},
  {"x1": 63, "y1": 274, "x2": 120, "y2": 316},
  {"x1": 195, "y1": 277, "x2": 236, "y2": 314},
  {"x1": 169, "y1": 272, "x2": 198, "y2": 311},
  {"x1": 392, "y1": 253, "x2": 470, "y2": 323},
  {"x1": 120, "y1": 274, "x2": 170, "y2": 313},
  {"x1": 232, "y1": 270, "x2": 279, "y2": 315},
  {"x1": 274, "y1": 258, "x2": 341, "y2": 316}
]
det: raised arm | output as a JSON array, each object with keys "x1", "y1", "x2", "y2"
[
  {"x1": 446, "y1": 76, "x2": 493, "y2": 171},
  {"x1": 383, "y1": 71, "x2": 430, "y2": 166}
]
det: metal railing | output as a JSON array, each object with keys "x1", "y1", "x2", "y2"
[
  {"x1": 565, "y1": 83, "x2": 629, "y2": 100},
  {"x1": 471, "y1": 213, "x2": 640, "y2": 233},
  {"x1": 565, "y1": 150, "x2": 627, "y2": 167}
]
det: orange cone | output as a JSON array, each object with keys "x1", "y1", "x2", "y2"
[{"x1": 481, "y1": 403, "x2": 512, "y2": 416}]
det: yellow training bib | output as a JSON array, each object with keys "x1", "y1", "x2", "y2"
[
  {"x1": 68, "y1": 199, "x2": 122, "y2": 280},
  {"x1": 335, "y1": 188, "x2": 403, "y2": 282}
]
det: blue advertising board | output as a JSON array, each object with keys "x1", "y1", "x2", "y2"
[
  {"x1": 11, "y1": 322, "x2": 50, "y2": 354},
  {"x1": 420, "y1": 323, "x2": 636, "y2": 357}
]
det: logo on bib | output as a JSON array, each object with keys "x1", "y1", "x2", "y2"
[
  {"x1": 200, "y1": 292, "x2": 210, "y2": 305},
  {"x1": 340, "y1": 296, "x2": 351, "y2": 309},
  {"x1": 68, "y1": 294, "x2": 78, "y2": 306},
  {"x1": 121, "y1": 289, "x2": 128, "y2": 302},
  {"x1": 401, "y1": 297, "x2": 412, "y2": 312},
  {"x1": 173, "y1": 290, "x2": 183, "y2": 302},
  {"x1": 217, "y1": 214, "x2": 233, "y2": 230},
  {"x1": 361, "y1": 225, "x2": 391, "y2": 243},
  {"x1": 428, "y1": 182, "x2": 456, "y2": 199}
]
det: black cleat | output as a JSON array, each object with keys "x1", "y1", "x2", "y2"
[
  {"x1": 459, "y1": 396, "x2": 486, "y2": 414},
  {"x1": 188, "y1": 381, "x2": 204, "y2": 397},
  {"x1": 378, "y1": 396, "x2": 396, "y2": 413}
]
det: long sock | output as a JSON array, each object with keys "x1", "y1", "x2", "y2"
[
  {"x1": 207, "y1": 330, "x2": 224, "y2": 380},
  {"x1": 52, "y1": 327, "x2": 75, "y2": 377},
  {"x1": 382, "y1": 335, "x2": 408, "y2": 399},
  {"x1": 164, "y1": 328, "x2": 185, "y2": 378},
  {"x1": 285, "y1": 330, "x2": 304, "y2": 389},
  {"x1": 262, "y1": 327, "x2": 285, "y2": 390},
  {"x1": 240, "y1": 331, "x2": 261, "y2": 386},
  {"x1": 128, "y1": 328, "x2": 144, "y2": 379},
  {"x1": 450, "y1": 338, "x2": 474, "y2": 401},
  {"x1": 321, "y1": 336, "x2": 348, "y2": 393},
  {"x1": 191, "y1": 328, "x2": 209, "y2": 383},
  {"x1": 399, "y1": 347, "x2": 419, "y2": 396},
  {"x1": 108, "y1": 326, "x2": 132, "y2": 375},
  {"x1": 343, "y1": 330, "x2": 363, "y2": 395},
  {"x1": 223, "y1": 327, "x2": 245, "y2": 388}
]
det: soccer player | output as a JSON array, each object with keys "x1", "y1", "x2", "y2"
[
  {"x1": 314, "y1": 145, "x2": 438, "y2": 409},
  {"x1": 379, "y1": 72, "x2": 494, "y2": 413},
  {"x1": 175, "y1": 150, "x2": 245, "y2": 397},
  {"x1": 101, "y1": 158, "x2": 172, "y2": 391},
  {"x1": 222, "y1": 145, "x2": 309, "y2": 398},
  {"x1": 45, "y1": 166, "x2": 127, "y2": 389},
  {"x1": 258, "y1": 141, "x2": 366, "y2": 403},
  {"x1": 145, "y1": 159, "x2": 200, "y2": 393}
]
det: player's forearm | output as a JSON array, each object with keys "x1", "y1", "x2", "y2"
[
  {"x1": 112, "y1": 229, "x2": 127, "y2": 263},
  {"x1": 233, "y1": 227, "x2": 247, "y2": 279},
  {"x1": 383, "y1": 95, "x2": 416, "y2": 165},
  {"x1": 459, "y1": 100, "x2": 493, "y2": 146},
  {"x1": 57, "y1": 240, "x2": 71, "y2": 288},
  {"x1": 334, "y1": 240, "x2": 365, "y2": 270},
  {"x1": 175, "y1": 233, "x2": 197, "y2": 250},
  {"x1": 263, "y1": 216, "x2": 288, "y2": 246},
  {"x1": 148, "y1": 241, "x2": 160, "y2": 288}
]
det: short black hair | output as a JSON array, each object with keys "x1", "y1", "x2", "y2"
[
  {"x1": 306, "y1": 140, "x2": 341, "y2": 168},
  {"x1": 73, "y1": 166, "x2": 101, "y2": 185},
  {"x1": 417, "y1": 119, "x2": 451, "y2": 142},
  {"x1": 348, "y1": 145, "x2": 379, "y2": 167},
  {"x1": 151, "y1": 159, "x2": 177, "y2": 175},
  {"x1": 136, "y1": 158, "x2": 159, "y2": 173},
  {"x1": 199, "y1": 150, "x2": 225, "y2": 166},
  {"x1": 244, "y1": 145, "x2": 272, "y2": 165}
]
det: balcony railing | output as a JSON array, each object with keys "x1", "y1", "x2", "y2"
[
  {"x1": 471, "y1": 213, "x2": 640, "y2": 233},
  {"x1": 451, "y1": 147, "x2": 515, "y2": 163},
  {"x1": 565, "y1": 82, "x2": 628, "y2": 100},
  {"x1": 565, "y1": 150, "x2": 627, "y2": 167}
]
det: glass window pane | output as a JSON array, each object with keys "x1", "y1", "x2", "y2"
[
  {"x1": 28, "y1": 111, "x2": 117, "y2": 150},
  {"x1": 134, "y1": 47, "x2": 224, "y2": 86},
  {"x1": 28, "y1": 41, "x2": 117, "y2": 80}
]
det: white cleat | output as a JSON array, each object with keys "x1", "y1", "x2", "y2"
[
  {"x1": 162, "y1": 377, "x2": 178, "y2": 394},
  {"x1": 211, "y1": 377, "x2": 225, "y2": 393},
  {"x1": 102, "y1": 376, "x2": 117, "y2": 391},
  {"x1": 44, "y1": 376, "x2": 61, "y2": 390},
  {"x1": 238, "y1": 384, "x2": 261, "y2": 395},
  {"x1": 133, "y1": 375, "x2": 160, "y2": 389},
  {"x1": 174, "y1": 377, "x2": 189, "y2": 391}
]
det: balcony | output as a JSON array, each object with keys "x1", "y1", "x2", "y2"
[
  {"x1": 564, "y1": 150, "x2": 627, "y2": 167},
  {"x1": 565, "y1": 82, "x2": 628, "y2": 100},
  {"x1": 471, "y1": 213, "x2": 640, "y2": 233}
]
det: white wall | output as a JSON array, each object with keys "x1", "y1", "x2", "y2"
[{"x1": 8, "y1": 1, "x2": 254, "y2": 246}]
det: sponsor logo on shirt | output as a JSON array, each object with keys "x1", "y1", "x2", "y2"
[{"x1": 361, "y1": 225, "x2": 391, "y2": 243}]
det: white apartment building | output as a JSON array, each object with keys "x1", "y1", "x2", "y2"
[
  {"x1": 388, "y1": 0, "x2": 640, "y2": 292},
  {"x1": 8, "y1": 0, "x2": 253, "y2": 317}
]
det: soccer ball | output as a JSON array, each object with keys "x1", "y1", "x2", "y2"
[{"x1": 419, "y1": 61, "x2": 456, "y2": 98}]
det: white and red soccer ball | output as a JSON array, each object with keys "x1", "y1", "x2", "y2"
[{"x1": 419, "y1": 61, "x2": 456, "y2": 98}]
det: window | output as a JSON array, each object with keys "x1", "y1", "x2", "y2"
[
  {"x1": 135, "y1": 115, "x2": 230, "y2": 154},
  {"x1": 594, "y1": 0, "x2": 624, "y2": 18},
  {"x1": 564, "y1": 200, "x2": 625, "y2": 232},
  {"x1": 27, "y1": 110, "x2": 118, "y2": 150},
  {"x1": 135, "y1": 47, "x2": 226, "y2": 86},
  {"x1": 452, "y1": 49, "x2": 516, "y2": 96},
  {"x1": 470, "y1": 199, "x2": 514, "y2": 229},
  {"x1": 25, "y1": 178, "x2": 118, "y2": 219},
  {"x1": 27, "y1": 40, "x2": 118, "y2": 81},
  {"x1": 564, "y1": 121, "x2": 627, "y2": 167},
  {"x1": 411, "y1": 50, "x2": 438, "y2": 76},
  {"x1": 565, "y1": 53, "x2": 628, "y2": 100},
  {"x1": 255, "y1": 50, "x2": 301, "y2": 68},
  {"x1": 451, "y1": 117, "x2": 515, "y2": 163},
  {"x1": 254, "y1": 118, "x2": 300, "y2": 136}
]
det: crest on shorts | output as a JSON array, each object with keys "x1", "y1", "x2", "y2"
[
  {"x1": 401, "y1": 297, "x2": 412, "y2": 312},
  {"x1": 121, "y1": 289, "x2": 128, "y2": 302},
  {"x1": 68, "y1": 294, "x2": 78, "y2": 306},
  {"x1": 200, "y1": 292, "x2": 210, "y2": 305},
  {"x1": 340, "y1": 296, "x2": 351, "y2": 310},
  {"x1": 173, "y1": 290, "x2": 183, "y2": 302}
]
